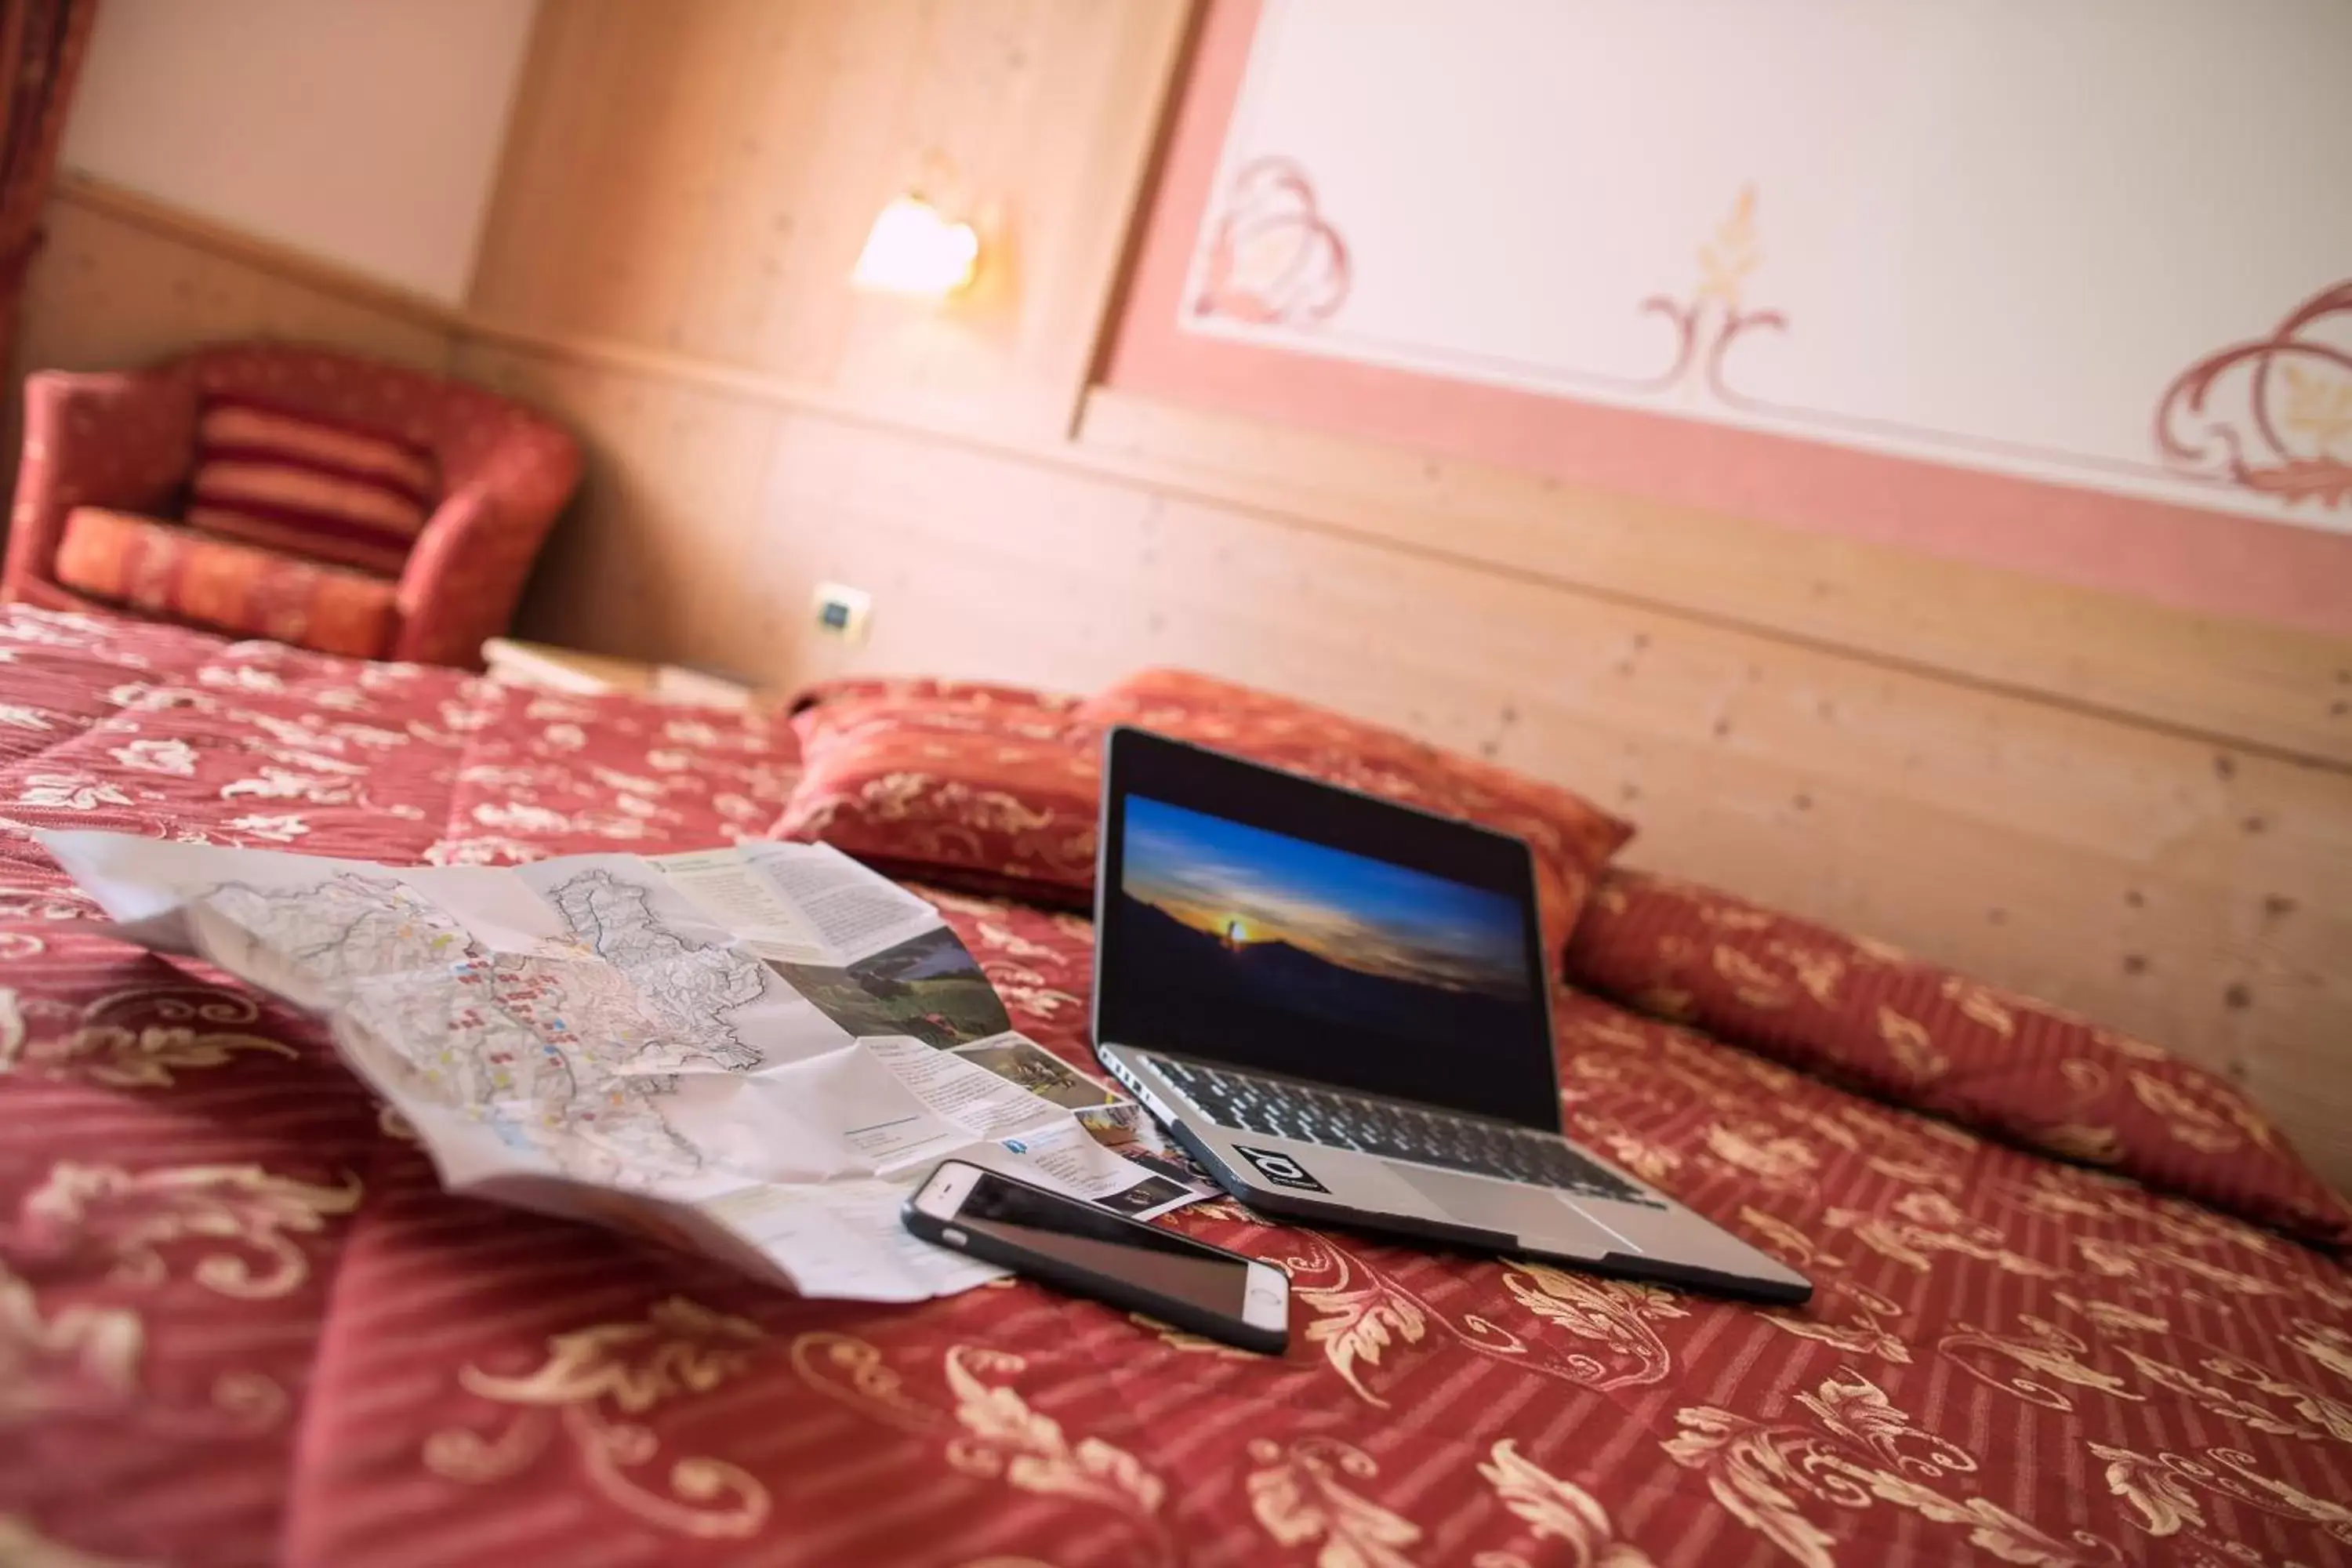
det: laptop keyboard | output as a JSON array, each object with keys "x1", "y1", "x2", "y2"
[{"x1": 1149, "y1": 1056, "x2": 1661, "y2": 1208}]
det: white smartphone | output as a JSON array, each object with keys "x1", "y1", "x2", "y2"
[{"x1": 904, "y1": 1160, "x2": 1289, "y2": 1354}]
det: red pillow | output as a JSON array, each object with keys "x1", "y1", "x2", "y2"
[
  {"x1": 775, "y1": 684, "x2": 1101, "y2": 902},
  {"x1": 791, "y1": 674, "x2": 1075, "y2": 720},
  {"x1": 1564, "y1": 866, "x2": 2352, "y2": 1248}
]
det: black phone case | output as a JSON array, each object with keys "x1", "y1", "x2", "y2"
[{"x1": 902, "y1": 1200, "x2": 1289, "y2": 1356}]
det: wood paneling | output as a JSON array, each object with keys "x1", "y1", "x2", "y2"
[
  {"x1": 1080, "y1": 391, "x2": 2352, "y2": 770},
  {"x1": 19, "y1": 173, "x2": 459, "y2": 379},
  {"x1": 456, "y1": 331, "x2": 2352, "y2": 1192},
  {"x1": 470, "y1": 0, "x2": 1189, "y2": 437}
]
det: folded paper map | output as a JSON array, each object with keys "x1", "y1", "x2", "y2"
[{"x1": 42, "y1": 830, "x2": 1207, "y2": 1301}]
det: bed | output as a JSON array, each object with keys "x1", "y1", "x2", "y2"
[{"x1": 2, "y1": 604, "x2": 2347, "y2": 1567}]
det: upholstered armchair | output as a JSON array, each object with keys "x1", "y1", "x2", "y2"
[{"x1": 3, "y1": 342, "x2": 580, "y2": 666}]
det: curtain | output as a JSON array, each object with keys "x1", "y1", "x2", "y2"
[{"x1": 0, "y1": 0, "x2": 96, "y2": 379}]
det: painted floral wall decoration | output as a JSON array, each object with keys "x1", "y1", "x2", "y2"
[
  {"x1": 1641, "y1": 183, "x2": 1787, "y2": 407},
  {"x1": 2156, "y1": 280, "x2": 2352, "y2": 510},
  {"x1": 1195, "y1": 157, "x2": 1352, "y2": 327}
]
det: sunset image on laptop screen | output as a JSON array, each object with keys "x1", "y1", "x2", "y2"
[{"x1": 1120, "y1": 796, "x2": 1530, "y2": 1043}]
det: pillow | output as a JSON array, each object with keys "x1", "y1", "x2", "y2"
[
  {"x1": 184, "y1": 394, "x2": 439, "y2": 575},
  {"x1": 773, "y1": 668, "x2": 1636, "y2": 960},
  {"x1": 775, "y1": 687, "x2": 1101, "y2": 902},
  {"x1": 1564, "y1": 866, "x2": 2352, "y2": 1248},
  {"x1": 790, "y1": 674, "x2": 1080, "y2": 723}
]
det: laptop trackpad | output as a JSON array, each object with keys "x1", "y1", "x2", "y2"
[{"x1": 1392, "y1": 1166, "x2": 1608, "y2": 1254}]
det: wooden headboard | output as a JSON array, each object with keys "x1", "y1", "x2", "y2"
[{"x1": 17, "y1": 0, "x2": 2351, "y2": 1196}]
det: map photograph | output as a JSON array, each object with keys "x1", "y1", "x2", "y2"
[
  {"x1": 1092, "y1": 1171, "x2": 1194, "y2": 1217},
  {"x1": 1118, "y1": 797, "x2": 1531, "y2": 1041},
  {"x1": 1077, "y1": 1102, "x2": 1217, "y2": 1189},
  {"x1": 952, "y1": 1036, "x2": 1123, "y2": 1109},
  {"x1": 775, "y1": 924, "x2": 1010, "y2": 1047}
]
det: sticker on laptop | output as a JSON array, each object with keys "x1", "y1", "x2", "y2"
[{"x1": 1232, "y1": 1145, "x2": 1330, "y2": 1194}]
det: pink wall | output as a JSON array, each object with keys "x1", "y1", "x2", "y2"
[{"x1": 1102, "y1": 0, "x2": 2352, "y2": 638}]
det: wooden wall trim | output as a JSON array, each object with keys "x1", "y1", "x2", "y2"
[
  {"x1": 1054, "y1": 0, "x2": 1202, "y2": 438},
  {"x1": 52, "y1": 170, "x2": 468, "y2": 334},
  {"x1": 41, "y1": 167, "x2": 2352, "y2": 777}
]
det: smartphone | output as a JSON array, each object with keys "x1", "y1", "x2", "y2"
[{"x1": 903, "y1": 1160, "x2": 1289, "y2": 1354}]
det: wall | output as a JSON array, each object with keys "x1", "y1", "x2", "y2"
[
  {"x1": 13, "y1": 2, "x2": 2352, "y2": 1193},
  {"x1": 60, "y1": 0, "x2": 538, "y2": 303},
  {"x1": 469, "y1": 0, "x2": 1187, "y2": 437},
  {"x1": 19, "y1": 179, "x2": 458, "y2": 380},
  {"x1": 1109, "y1": 0, "x2": 2352, "y2": 637}
]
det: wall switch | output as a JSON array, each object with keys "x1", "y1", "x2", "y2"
[{"x1": 811, "y1": 582, "x2": 873, "y2": 644}]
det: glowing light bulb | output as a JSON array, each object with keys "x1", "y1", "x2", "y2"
[{"x1": 850, "y1": 194, "x2": 980, "y2": 296}]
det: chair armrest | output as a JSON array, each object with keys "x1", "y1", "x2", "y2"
[
  {"x1": 390, "y1": 417, "x2": 579, "y2": 667},
  {"x1": 390, "y1": 485, "x2": 525, "y2": 666},
  {"x1": 4, "y1": 368, "x2": 198, "y2": 597}
]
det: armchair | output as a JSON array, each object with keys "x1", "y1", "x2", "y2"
[{"x1": 3, "y1": 342, "x2": 580, "y2": 666}]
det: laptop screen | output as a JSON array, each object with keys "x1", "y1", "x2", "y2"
[{"x1": 1095, "y1": 730, "x2": 1559, "y2": 1130}]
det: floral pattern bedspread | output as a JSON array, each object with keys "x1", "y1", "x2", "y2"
[{"x1": 0, "y1": 608, "x2": 2347, "y2": 1567}]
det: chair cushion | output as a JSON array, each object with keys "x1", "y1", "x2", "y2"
[
  {"x1": 185, "y1": 394, "x2": 438, "y2": 575},
  {"x1": 55, "y1": 506, "x2": 400, "y2": 659}
]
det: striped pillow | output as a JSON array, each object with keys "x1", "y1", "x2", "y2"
[{"x1": 184, "y1": 395, "x2": 438, "y2": 575}]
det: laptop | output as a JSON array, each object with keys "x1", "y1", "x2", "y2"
[{"x1": 1091, "y1": 726, "x2": 1812, "y2": 1305}]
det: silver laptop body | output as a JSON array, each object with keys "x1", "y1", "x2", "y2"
[{"x1": 1091, "y1": 727, "x2": 1809, "y2": 1305}]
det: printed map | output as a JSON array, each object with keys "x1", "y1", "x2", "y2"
[
  {"x1": 44, "y1": 829, "x2": 1204, "y2": 1301},
  {"x1": 546, "y1": 868, "x2": 768, "y2": 1070},
  {"x1": 209, "y1": 867, "x2": 776, "y2": 1187}
]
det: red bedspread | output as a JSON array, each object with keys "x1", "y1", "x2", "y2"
[{"x1": 2, "y1": 608, "x2": 2347, "y2": 1567}]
